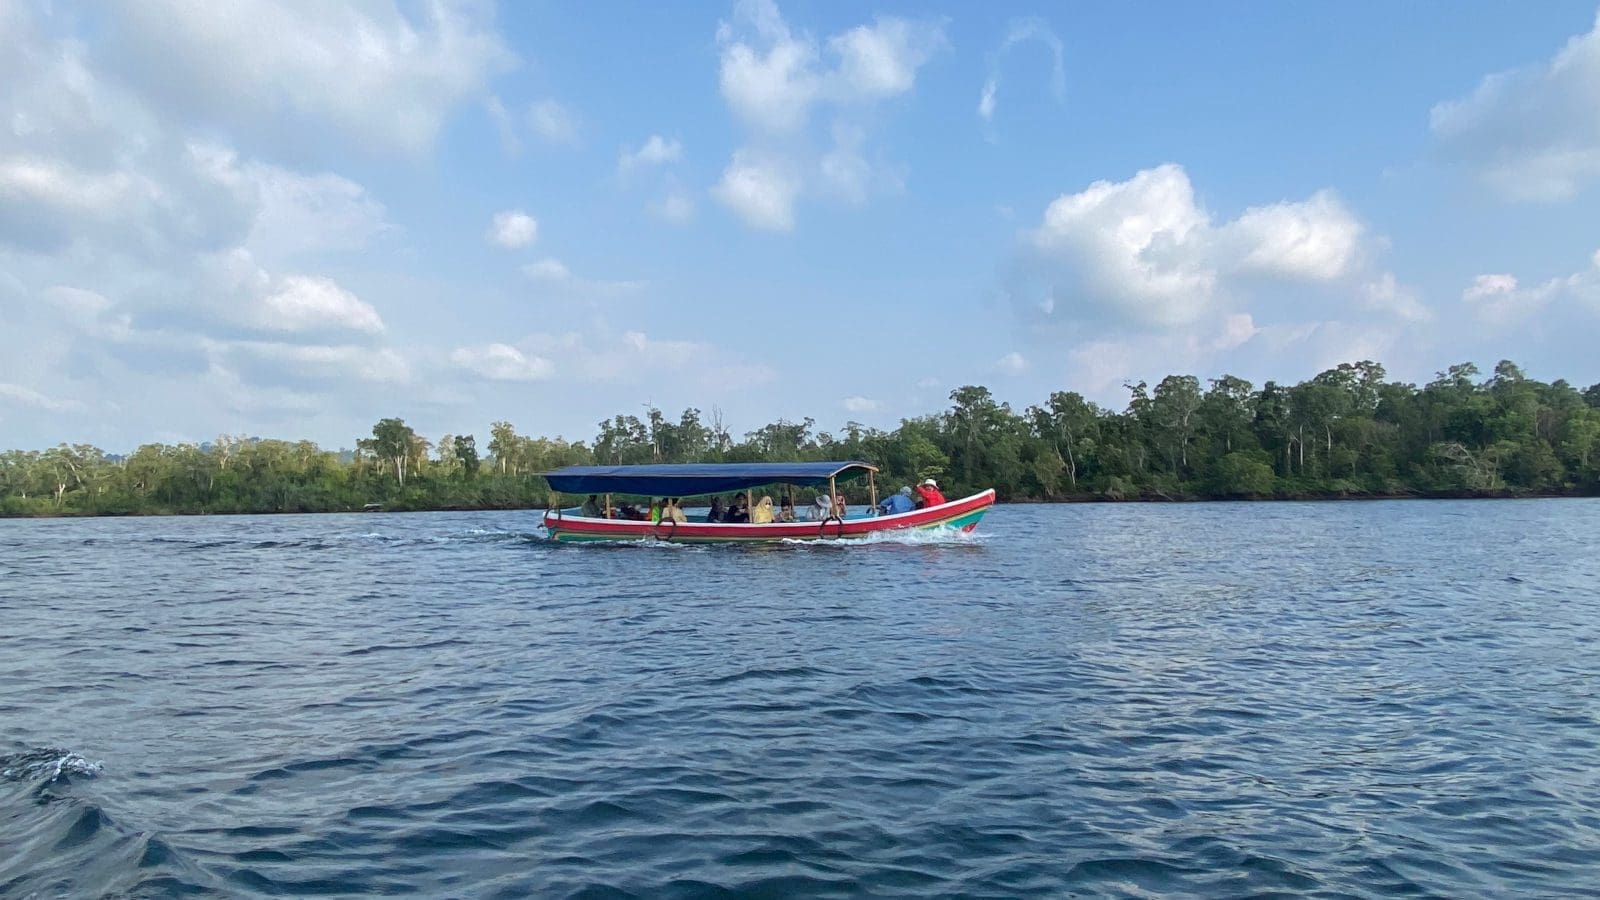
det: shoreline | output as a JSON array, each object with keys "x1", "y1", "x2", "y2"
[{"x1": 4, "y1": 488, "x2": 1595, "y2": 520}]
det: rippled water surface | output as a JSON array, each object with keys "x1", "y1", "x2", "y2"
[{"x1": 4, "y1": 501, "x2": 1600, "y2": 897}]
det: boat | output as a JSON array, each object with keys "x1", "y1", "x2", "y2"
[{"x1": 540, "y1": 461, "x2": 995, "y2": 543}]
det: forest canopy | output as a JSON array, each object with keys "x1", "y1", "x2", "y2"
[{"x1": 4, "y1": 359, "x2": 1599, "y2": 517}]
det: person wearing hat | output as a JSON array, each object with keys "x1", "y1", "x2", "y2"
[
  {"x1": 877, "y1": 485, "x2": 915, "y2": 516},
  {"x1": 914, "y1": 478, "x2": 946, "y2": 508}
]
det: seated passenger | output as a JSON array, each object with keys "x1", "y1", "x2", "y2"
[
  {"x1": 617, "y1": 503, "x2": 644, "y2": 520},
  {"x1": 662, "y1": 497, "x2": 687, "y2": 524},
  {"x1": 833, "y1": 493, "x2": 848, "y2": 518},
  {"x1": 580, "y1": 494, "x2": 602, "y2": 517},
  {"x1": 810, "y1": 494, "x2": 833, "y2": 521},
  {"x1": 750, "y1": 495, "x2": 774, "y2": 524},
  {"x1": 915, "y1": 478, "x2": 946, "y2": 508},
  {"x1": 726, "y1": 495, "x2": 750, "y2": 523},
  {"x1": 706, "y1": 496, "x2": 725, "y2": 523},
  {"x1": 877, "y1": 486, "x2": 915, "y2": 516},
  {"x1": 778, "y1": 498, "x2": 797, "y2": 522}
]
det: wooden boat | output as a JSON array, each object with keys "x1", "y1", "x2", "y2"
[{"x1": 540, "y1": 461, "x2": 995, "y2": 544}]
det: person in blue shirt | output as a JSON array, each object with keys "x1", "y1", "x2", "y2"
[{"x1": 877, "y1": 486, "x2": 915, "y2": 516}]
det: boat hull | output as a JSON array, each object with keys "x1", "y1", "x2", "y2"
[{"x1": 544, "y1": 489, "x2": 996, "y2": 543}]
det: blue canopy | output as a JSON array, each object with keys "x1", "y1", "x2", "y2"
[{"x1": 542, "y1": 461, "x2": 877, "y2": 497}]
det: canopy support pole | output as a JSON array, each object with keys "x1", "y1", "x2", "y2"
[
  {"x1": 868, "y1": 471, "x2": 877, "y2": 511},
  {"x1": 604, "y1": 493, "x2": 612, "y2": 519},
  {"x1": 829, "y1": 475, "x2": 839, "y2": 518},
  {"x1": 745, "y1": 489, "x2": 753, "y2": 520},
  {"x1": 549, "y1": 491, "x2": 561, "y2": 519},
  {"x1": 786, "y1": 484, "x2": 794, "y2": 518}
]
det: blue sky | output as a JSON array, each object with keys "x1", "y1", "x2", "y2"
[{"x1": 3, "y1": 0, "x2": 1600, "y2": 451}]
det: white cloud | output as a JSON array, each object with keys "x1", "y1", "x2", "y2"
[
  {"x1": 1219, "y1": 190, "x2": 1364, "y2": 280},
  {"x1": 1362, "y1": 273, "x2": 1432, "y2": 322},
  {"x1": 1462, "y1": 250, "x2": 1600, "y2": 324},
  {"x1": 650, "y1": 187, "x2": 697, "y2": 225},
  {"x1": 842, "y1": 395, "x2": 879, "y2": 413},
  {"x1": 995, "y1": 352, "x2": 1029, "y2": 375},
  {"x1": 485, "y1": 95, "x2": 521, "y2": 156},
  {"x1": 259, "y1": 275, "x2": 384, "y2": 335},
  {"x1": 714, "y1": 0, "x2": 944, "y2": 230},
  {"x1": 529, "y1": 98, "x2": 579, "y2": 146},
  {"x1": 487, "y1": 210, "x2": 538, "y2": 249},
  {"x1": 450, "y1": 343, "x2": 552, "y2": 382},
  {"x1": 828, "y1": 17, "x2": 946, "y2": 102},
  {"x1": 0, "y1": 382, "x2": 80, "y2": 412},
  {"x1": 97, "y1": 0, "x2": 514, "y2": 155},
  {"x1": 524, "y1": 258, "x2": 571, "y2": 282},
  {"x1": 518, "y1": 329, "x2": 776, "y2": 388},
  {"x1": 1022, "y1": 164, "x2": 1372, "y2": 329},
  {"x1": 1430, "y1": 12, "x2": 1600, "y2": 201},
  {"x1": 915, "y1": 377, "x2": 939, "y2": 389},
  {"x1": 714, "y1": 152, "x2": 800, "y2": 231},
  {"x1": 716, "y1": 0, "x2": 821, "y2": 134},
  {"x1": 190, "y1": 143, "x2": 389, "y2": 260},
  {"x1": 979, "y1": 18, "x2": 1066, "y2": 125},
  {"x1": 817, "y1": 122, "x2": 902, "y2": 204},
  {"x1": 521, "y1": 258, "x2": 646, "y2": 296},
  {"x1": 618, "y1": 135, "x2": 683, "y2": 178},
  {"x1": 219, "y1": 341, "x2": 412, "y2": 384}
]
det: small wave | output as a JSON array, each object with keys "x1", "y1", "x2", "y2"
[{"x1": 1, "y1": 748, "x2": 103, "y2": 783}]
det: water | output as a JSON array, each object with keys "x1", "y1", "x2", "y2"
[{"x1": 3, "y1": 501, "x2": 1599, "y2": 898}]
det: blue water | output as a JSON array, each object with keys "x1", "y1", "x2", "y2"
[{"x1": 4, "y1": 501, "x2": 1600, "y2": 897}]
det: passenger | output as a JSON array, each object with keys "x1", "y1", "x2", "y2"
[
  {"x1": 649, "y1": 498, "x2": 662, "y2": 523},
  {"x1": 751, "y1": 495, "x2": 775, "y2": 524},
  {"x1": 706, "y1": 496, "x2": 725, "y2": 523},
  {"x1": 778, "y1": 498, "x2": 797, "y2": 523},
  {"x1": 617, "y1": 502, "x2": 644, "y2": 520},
  {"x1": 833, "y1": 492, "x2": 848, "y2": 518},
  {"x1": 915, "y1": 478, "x2": 946, "y2": 508},
  {"x1": 580, "y1": 494, "x2": 602, "y2": 517},
  {"x1": 726, "y1": 495, "x2": 750, "y2": 523},
  {"x1": 810, "y1": 494, "x2": 833, "y2": 521},
  {"x1": 663, "y1": 497, "x2": 687, "y2": 524},
  {"x1": 877, "y1": 486, "x2": 915, "y2": 516}
]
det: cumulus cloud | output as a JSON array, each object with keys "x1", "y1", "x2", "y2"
[
  {"x1": 618, "y1": 135, "x2": 684, "y2": 178},
  {"x1": 713, "y1": 0, "x2": 944, "y2": 229},
  {"x1": 978, "y1": 18, "x2": 1066, "y2": 125},
  {"x1": 1462, "y1": 249, "x2": 1600, "y2": 325},
  {"x1": 95, "y1": 0, "x2": 514, "y2": 156},
  {"x1": 258, "y1": 275, "x2": 384, "y2": 335},
  {"x1": 487, "y1": 210, "x2": 538, "y2": 249},
  {"x1": 842, "y1": 395, "x2": 879, "y2": 413},
  {"x1": 450, "y1": 343, "x2": 553, "y2": 382},
  {"x1": 650, "y1": 186, "x2": 697, "y2": 225},
  {"x1": 529, "y1": 99, "x2": 579, "y2": 146},
  {"x1": 0, "y1": 2, "x2": 432, "y2": 446},
  {"x1": 1430, "y1": 12, "x2": 1600, "y2": 201},
  {"x1": 995, "y1": 352, "x2": 1029, "y2": 375},
  {"x1": 714, "y1": 152, "x2": 801, "y2": 231},
  {"x1": 1020, "y1": 164, "x2": 1371, "y2": 329}
]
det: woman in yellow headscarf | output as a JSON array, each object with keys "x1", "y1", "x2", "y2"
[{"x1": 750, "y1": 495, "x2": 775, "y2": 524}]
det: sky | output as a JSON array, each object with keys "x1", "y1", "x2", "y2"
[{"x1": 3, "y1": 0, "x2": 1600, "y2": 452}]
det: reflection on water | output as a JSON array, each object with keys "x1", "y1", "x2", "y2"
[{"x1": 3, "y1": 500, "x2": 1599, "y2": 896}]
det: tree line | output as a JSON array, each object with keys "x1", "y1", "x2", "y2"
[{"x1": 3, "y1": 359, "x2": 1598, "y2": 517}]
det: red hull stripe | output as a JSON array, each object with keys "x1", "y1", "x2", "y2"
[{"x1": 544, "y1": 489, "x2": 996, "y2": 541}]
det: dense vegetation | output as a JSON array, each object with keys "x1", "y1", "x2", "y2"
[{"x1": 4, "y1": 359, "x2": 1599, "y2": 517}]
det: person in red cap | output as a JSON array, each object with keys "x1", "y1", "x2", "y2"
[{"x1": 914, "y1": 478, "x2": 945, "y2": 508}]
